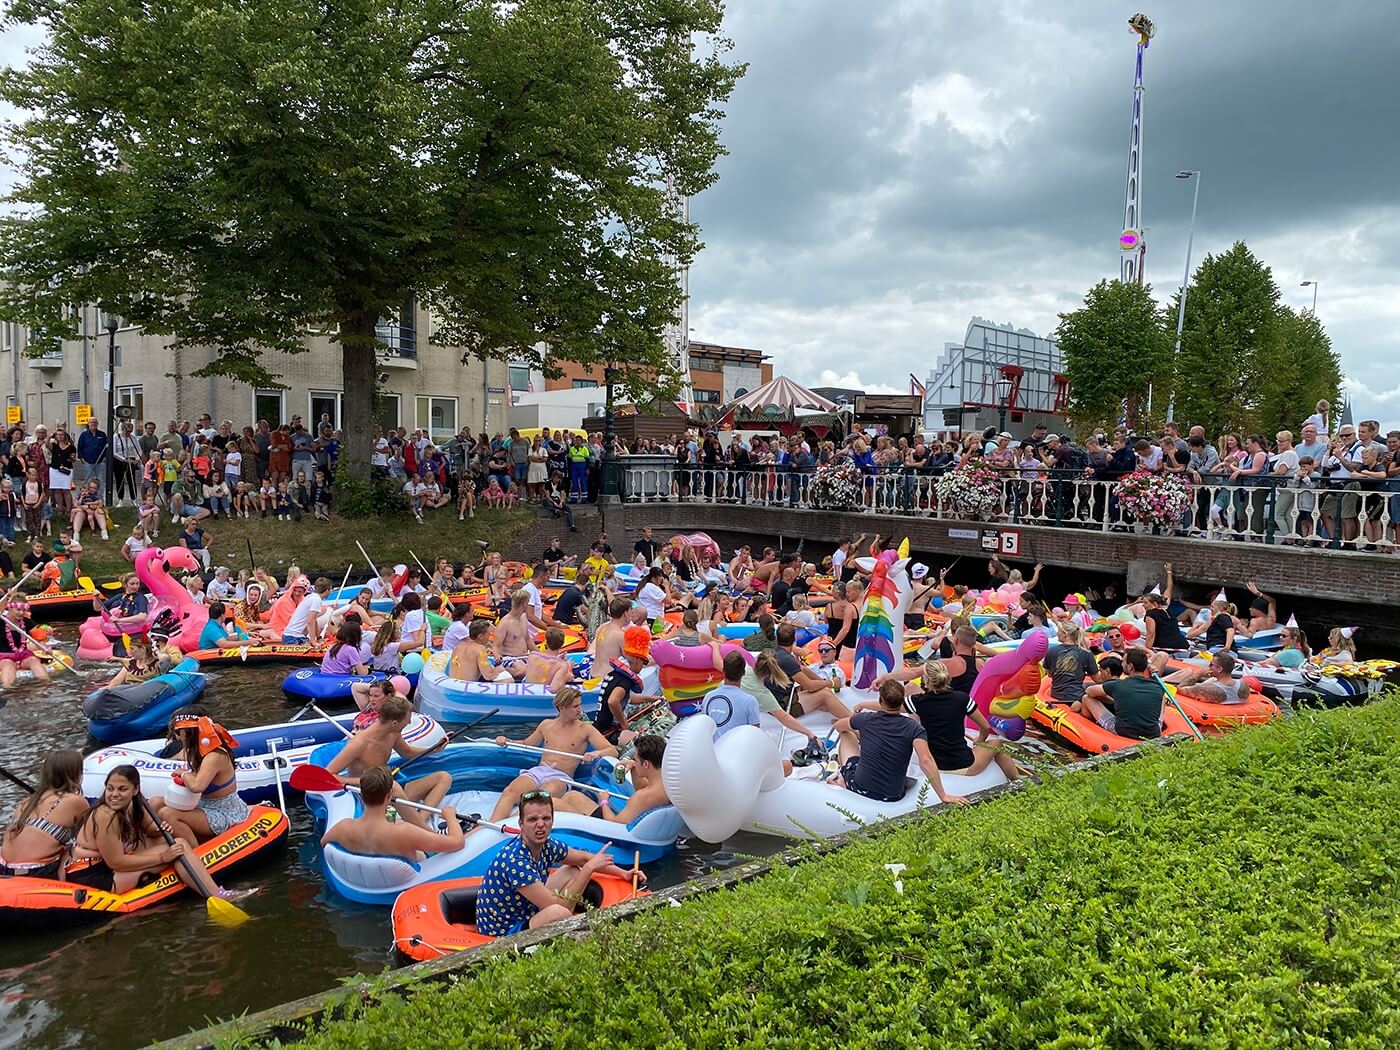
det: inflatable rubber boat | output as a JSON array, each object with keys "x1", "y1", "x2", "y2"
[
  {"x1": 280, "y1": 667, "x2": 421, "y2": 704},
  {"x1": 1029, "y1": 675, "x2": 1196, "y2": 755},
  {"x1": 82, "y1": 659, "x2": 206, "y2": 744},
  {"x1": 392, "y1": 871, "x2": 642, "y2": 961},
  {"x1": 304, "y1": 738, "x2": 683, "y2": 905},
  {"x1": 0, "y1": 805, "x2": 288, "y2": 933},
  {"x1": 185, "y1": 642, "x2": 328, "y2": 666},
  {"x1": 664, "y1": 711, "x2": 1009, "y2": 843},
  {"x1": 82, "y1": 709, "x2": 445, "y2": 803},
  {"x1": 414, "y1": 650, "x2": 649, "y2": 724},
  {"x1": 1164, "y1": 654, "x2": 1394, "y2": 704}
]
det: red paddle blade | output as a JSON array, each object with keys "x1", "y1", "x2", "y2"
[{"x1": 288, "y1": 763, "x2": 344, "y2": 793}]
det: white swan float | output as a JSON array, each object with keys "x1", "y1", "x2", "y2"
[{"x1": 663, "y1": 712, "x2": 1007, "y2": 842}]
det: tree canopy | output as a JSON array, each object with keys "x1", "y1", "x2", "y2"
[
  {"x1": 1060, "y1": 242, "x2": 1341, "y2": 438},
  {"x1": 1054, "y1": 278, "x2": 1172, "y2": 430},
  {"x1": 0, "y1": 0, "x2": 743, "y2": 473}
]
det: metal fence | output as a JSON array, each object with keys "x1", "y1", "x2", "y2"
[{"x1": 618, "y1": 463, "x2": 1400, "y2": 554}]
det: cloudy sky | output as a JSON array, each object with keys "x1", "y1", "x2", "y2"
[{"x1": 689, "y1": 1, "x2": 1400, "y2": 429}]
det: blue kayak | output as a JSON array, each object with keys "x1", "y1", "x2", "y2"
[
  {"x1": 280, "y1": 667, "x2": 421, "y2": 704},
  {"x1": 82, "y1": 658, "x2": 207, "y2": 744}
]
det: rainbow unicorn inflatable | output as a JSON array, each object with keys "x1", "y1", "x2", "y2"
[{"x1": 850, "y1": 539, "x2": 913, "y2": 691}]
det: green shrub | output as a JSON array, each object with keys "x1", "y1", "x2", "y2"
[
  {"x1": 332, "y1": 466, "x2": 412, "y2": 521},
  {"x1": 263, "y1": 693, "x2": 1400, "y2": 1049}
]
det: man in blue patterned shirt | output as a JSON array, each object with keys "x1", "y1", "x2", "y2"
[{"x1": 474, "y1": 793, "x2": 645, "y2": 937}]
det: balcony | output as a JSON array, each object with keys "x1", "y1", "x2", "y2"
[
  {"x1": 27, "y1": 350, "x2": 64, "y2": 370},
  {"x1": 375, "y1": 322, "x2": 417, "y2": 369}
]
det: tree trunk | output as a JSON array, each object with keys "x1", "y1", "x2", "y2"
[{"x1": 339, "y1": 306, "x2": 377, "y2": 482}]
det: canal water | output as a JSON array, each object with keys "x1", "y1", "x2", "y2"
[{"x1": 0, "y1": 632, "x2": 1074, "y2": 1050}]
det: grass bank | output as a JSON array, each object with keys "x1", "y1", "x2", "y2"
[
  {"x1": 45, "y1": 506, "x2": 536, "y2": 582},
  {"x1": 219, "y1": 691, "x2": 1400, "y2": 1049}
]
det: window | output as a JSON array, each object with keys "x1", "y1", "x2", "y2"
[
  {"x1": 1, "y1": 322, "x2": 14, "y2": 353},
  {"x1": 377, "y1": 392, "x2": 401, "y2": 432},
  {"x1": 415, "y1": 395, "x2": 457, "y2": 443},
  {"x1": 693, "y1": 389, "x2": 720, "y2": 403},
  {"x1": 690, "y1": 356, "x2": 723, "y2": 372},
  {"x1": 571, "y1": 379, "x2": 599, "y2": 389},
  {"x1": 507, "y1": 366, "x2": 531, "y2": 392},
  {"x1": 376, "y1": 296, "x2": 416, "y2": 357},
  {"x1": 252, "y1": 390, "x2": 285, "y2": 426},
  {"x1": 117, "y1": 385, "x2": 144, "y2": 424},
  {"x1": 309, "y1": 391, "x2": 342, "y2": 430}
]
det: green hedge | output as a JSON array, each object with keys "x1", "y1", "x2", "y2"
[{"x1": 261, "y1": 693, "x2": 1400, "y2": 1049}]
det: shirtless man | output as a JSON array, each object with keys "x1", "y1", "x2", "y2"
[
  {"x1": 591, "y1": 596, "x2": 632, "y2": 668},
  {"x1": 449, "y1": 619, "x2": 501, "y2": 682},
  {"x1": 488, "y1": 686, "x2": 617, "y2": 822},
  {"x1": 524, "y1": 627, "x2": 575, "y2": 691},
  {"x1": 557, "y1": 734, "x2": 669, "y2": 822},
  {"x1": 493, "y1": 590, "x2": 536, "y2": 678},
  {"x1": 324, "y1": 695, "x2": 450, "y2": 828},
  {"x1": 320, "y1": 765, "x2": 465, "y2": 861},
  {"x1": 747, "y1": 547, "x2": 780, "y2": 591}
]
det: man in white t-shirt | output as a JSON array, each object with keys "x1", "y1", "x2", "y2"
[
  {"x1": 1269, "y1": 430, "x2": 1301, "y2": 538},
  {"x1": 402, "y1": 474, "x2": 427, "y2": 524},
  {"x1": 206, "y1": 566, "x2": 237, "y2": 601},
  {"x1": 283, "y1": 577, "x2": 331, "y2": 644},
  {"x1": 519, "y1": 564, "x2": 559, "y2": 630}
]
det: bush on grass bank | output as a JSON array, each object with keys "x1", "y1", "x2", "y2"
[{"x1": 242, "y1": 692, "x2": 1400, "y2": 1049}]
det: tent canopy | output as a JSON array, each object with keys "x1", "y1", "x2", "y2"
[{"x1": 720, "y1": 376, "x2": 839, "y2": 416}]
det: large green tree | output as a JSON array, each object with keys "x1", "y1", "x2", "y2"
[
  {"x1": 1253, "y1": 306, "x2": 1342, "y2": 436},
  {"x1": 1168, "y1": 241, "x2": 1282, "y2": 437},
  {"x1": 0, "y1": 0, "x2": 742, "y2": 474},
  {"x1": 1167, "y1": 242, "x2": 1341, "y2": 437},
  {"x1": 1055, "y1": 279, "x2": 1172, "y2": 432}
]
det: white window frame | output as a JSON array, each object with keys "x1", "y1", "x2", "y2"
[
  {"x1": 1, "y1": 322, "x2": 14, "y2": 353},
  {"x1": 309, "y1": 390, "x2": 342, "y2": 430},
  {"x1": 378, "y1": 392, "x2": 401, "y2": 430},
  {"x1": 116, "y1": 384, "x2": 144, "y2": 423},
  {"x1": 415, "y1": 395, "x2": 458, "y2": 444},
  {"x1": 251, "y1": 389, "x2": 285, "y2": 426}
]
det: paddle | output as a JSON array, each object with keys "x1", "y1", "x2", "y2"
[
  {"x1": 0, "y1": 563, "x2": 41, "y2": 605},
  {"x1": 287, "y1": 764, "x2": 519, "y2": 834},
  {"x1": 1152, "y1": 672, "x2": 1206, "y2": 742},
  {"x1": 268, "y1": 740, "x2": 288, "y2": 813},
  {"x1": 354, "y1": 540, "x2": 383, "y2": 581},
  {"x1": 0, "y1": 767, "x2": 36, "y2": 793},
  {"x1": 138, "y1": 797, "x2": 251, "y2": 928},
  {"x1": 631, "y1": 849, "x2": 642, "y2": 898},
  {"x1": 308, "y1": 704, "x2": 354, "y2": 739},
  {"x1": 1, "y1": 613, "x2": 78, "y2": 676}
]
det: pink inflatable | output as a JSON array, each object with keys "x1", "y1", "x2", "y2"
[
  {"x1": 651, "y1": 637, "x2": 754, "y2": 713},
  {"x1": 968, "y1": 632, "x2": 1049, "y2": 741},
  {"x1": 666, "y1": 532, "x2": 721, "y2": 568},
  {"x1": 76, "y1": 546, "x2": 209, "y2": 661}
]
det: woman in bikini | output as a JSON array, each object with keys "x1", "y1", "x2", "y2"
[
  {"x1": 0, "y1": 751, "x2": 88, "y2": 880},
  {"x1": 154, "y1": 715, "x2": 250, "y2": 846}
]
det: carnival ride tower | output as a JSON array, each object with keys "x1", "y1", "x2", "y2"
[
  {"x1": 663, "y1": 168, "x2": 694, "y2": 414},
  {"x1": 1119, "y1": 13, "x2": 1154, "y2": 286}
]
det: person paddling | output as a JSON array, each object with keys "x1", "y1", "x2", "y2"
[
  {"x1": 489, "y1": 686, "x2": 617, "y2": 823},
  {"x1": 320, "y1": 765, "x2": 464, "y2": 862}
]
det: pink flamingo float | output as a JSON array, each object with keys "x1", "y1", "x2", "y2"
[{"x1": 76, "y1": 546, "x2": 209, "y2": 661}]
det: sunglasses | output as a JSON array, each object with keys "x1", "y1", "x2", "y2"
[{"x1": 520, "y1": 790, "x2": 554, "y2": 804}]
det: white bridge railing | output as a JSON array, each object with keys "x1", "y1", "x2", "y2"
[{"x1": 618, "y1": 464, "x2": 1400, "y2": 553}]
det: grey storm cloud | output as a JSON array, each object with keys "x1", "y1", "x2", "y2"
[{"x1": 690, "y1": 1, "x2": 1400, "y2": 423}]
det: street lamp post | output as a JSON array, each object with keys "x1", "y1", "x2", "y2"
[
  {"x1": 1167, "y1": 169, "x2": 1200, "y2": 424},
  {"x1": 994, "y1": 375, "x2": 1012, "y2": 436},
  {"x1": 102, "y1": 311, "x2": 119, "y2": 497},
  {"x1": 1300, "y1": 280, "x2": 1319, "y2": 314}
]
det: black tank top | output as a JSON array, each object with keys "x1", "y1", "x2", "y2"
[
  {"x1": 1146, "y1": 609, "x2": 1187, "y2": 650},
  {"x1": 948, "y1": 654, "x2": 979, "y2": 694}
]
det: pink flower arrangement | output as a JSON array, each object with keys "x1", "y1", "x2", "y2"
[
  {"x1": 1116, "y1": 469, "x2": 1192, "y2": 529},
  {"x1": 935, "y1": 459, "x2": 1004, "y2": 519}
]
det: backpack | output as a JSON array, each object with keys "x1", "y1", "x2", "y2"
[{"x1": 1059, "y1": 443, "x2": 1090, "y2": 471}]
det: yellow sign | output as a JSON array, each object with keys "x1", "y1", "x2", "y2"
[
  {"x1": 74, "y1": 404, "x2": 92, "y2": 425},
  {"x1": 4, "y1": 405, "x2": 19, "y2": 426}
]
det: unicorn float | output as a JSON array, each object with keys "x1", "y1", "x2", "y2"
[
  {"x1": 968, "y1": 631, "x2": 1048, "y2": 741},
  {"x1": 850, "y1": 539, "x2": 913, "y2": 692},
  {"x1": 76, "y1": 546, "x2": 210, "y2": 661}
]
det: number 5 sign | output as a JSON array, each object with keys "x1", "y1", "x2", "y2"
[{"x1": 1000, "y1": 529, "x2": 1021, "y2": 557}]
